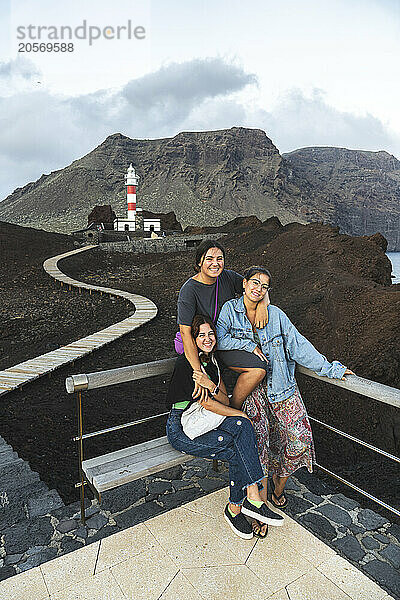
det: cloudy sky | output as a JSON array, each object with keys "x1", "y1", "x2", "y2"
[{"x1": 0, "y1": 0, "x2": 399, "y2": 199}]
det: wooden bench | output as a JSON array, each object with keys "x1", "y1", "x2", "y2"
[{"x1": 67, "y1": 359, "x2": 400, "y2": 523}]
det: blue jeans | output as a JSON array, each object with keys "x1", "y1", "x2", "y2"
[{"x1": 166, "y1": 409, "x2": 264, "y2": 505}]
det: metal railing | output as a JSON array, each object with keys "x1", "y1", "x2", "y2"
[{"x1": 66, "y1": 360, "x2": 400, "y2": 522}]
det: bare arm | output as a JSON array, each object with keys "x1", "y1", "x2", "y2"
[
  {"x1": 179, "y1": 325, "x2": 208, "y2": 401},
  {"x1": 193, "y1": 371, "x2": 250, "y2": 419}
]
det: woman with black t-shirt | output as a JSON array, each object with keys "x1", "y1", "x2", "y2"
[
  {"x1": 166, "y1": 314, "x2": 283, "y2": 539},
  {"x1": 177, "y1": 240, "x2": 269, "y2": 405}
]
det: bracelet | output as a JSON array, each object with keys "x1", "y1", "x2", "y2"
[{"x1": 210, "y1": 385, "x2": 219, "y2": 396}]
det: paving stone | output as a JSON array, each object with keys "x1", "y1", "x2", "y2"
[
  {"x1": 188, "y1": 458, "x2": 208, "y2": 468},
  {"x1": 182, "y1": 468, "x2": 198, "y2": 479},
  {"x1": 156, "y1": 465, "x2": 184, "y2": 480},
  {"x1": 373, "y1": 533, "x2": 389, "y2": 544},
  {"x1": 86, "y1": 513, "x2": 108, "y2": 530},
  {"x1": 82, "y1": 505, "x2": 101, "y2": 519},
  {"x1": 3, "y1": 516, "x2": 53, "y2": 554},
  {"x1": 160, "y1": 487, "x2": 203, "y2": 510},
  {"x1": 315, "y1": 503, "x2": 352, "y2": 526},
  {"x1": 298, "y1": 512, "x2": 336, "y2": 542},
  {"x1": 387, "y1": 523, "x2": 400, "y2": 543},
  {"x1": 51, "y1": 498, "x2": 90, "y2": 521},
  {"x1": 60, "y1": 537, "x2": 84, "y2": 553},
  {"x1": 145, "y1": 493, "x2": 158, "y2": 502},
  {"x1": 18, "y1": 547, "x2": 58, "y2": 572},
  {"x1": 350, "y1": 524, "x2": 364, "y2": 534},
  {"x1": 101, "y1": 479, "x2": 146, "y2": 513},
  {"x1": 0, "y1": 565, "x2": 15, "y2": 581},
  {"x1": 295, "y1": 470, "x2": 330, "y2": 495},
  {"x1": 286, "y1": 495, "x2": 313, "y2": 515},
  {"x1": 333, "y1": 535, "x2": 365, "y2": 561},
  {"x1": 362, "y1": 536, "x2": 380, "y2": 550},
  {"x1": 357, "y1": 508, "x2": 388, "y2": 530},
  {"x1": 330, "y1": 493, "x2": 359, "y2": 510},
  {"x1": 364, "y1": 559, "x2": 400, "y2": 597},
  {"x1": 149, "y1": 481, "x2": 172, "y2": 495},
  {"x1": 56, "y1": 519, "x2": 78, "y2": 533},
  {"x1": 4, "y1": 553, "x2": 24, "y2": 566},
  {"x1": 26, "y1": 545, "x2": 45, "y2": 556},
  {"x1": 282, "y1": 477, "x2": 301, "y2": 491},
  {"x1": 379, "y1": 543, "x2": 400, "y2": 569},
  {"x1": 27, "y1": 490, "x2": 64, "y2": 518},
  {"x1": 74, "y1": 526, "x2": 88, "y2": 540},
  {"x1": 303, "y1": 491, "x2": 324, "y2": 505},
  {"x1": 0, "y1": 500, "x2": 27, "y2": 529},
  {"x1": 86, "y1": 525, "x2": 119, "y2": 545},
  {"x1": 172, "y1": 480, "x2": 195, "y2": 491},
  {"x1": 197, "y1": 478, "x2": 225, "y2": 493},
  {"x1": 114, "y1": 501, "x2": 165, "y2": 529}
]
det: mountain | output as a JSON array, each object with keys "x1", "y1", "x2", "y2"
[
  {"x1": 283, "y1": 147, "x2": 400, "y2": 250},
  {"x1": 1, "y1": 127, "x2": 399, "y2": 249}
]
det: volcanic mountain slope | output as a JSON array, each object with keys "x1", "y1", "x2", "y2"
[
  {"x1": 0, "y1": 128, "x2": 300, "y2": 234},
  {"x1": 1, "y1": 127, "x2": 399, "y2": 248},
  {"x1": 283, "y1": 147, "x2": 400, "y2": 250}
]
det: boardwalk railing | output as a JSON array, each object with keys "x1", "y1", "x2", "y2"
[{"x1": 66, "y1": 361, "x2": 400, "y2": 519}]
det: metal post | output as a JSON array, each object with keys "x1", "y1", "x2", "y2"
[{"x1": 76, "y1": 390, "x2": 86, "y2": 524}]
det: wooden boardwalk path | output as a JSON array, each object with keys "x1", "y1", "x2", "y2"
[{"x1": 0, "y1": 245, "x2": 157, "y2": 397}]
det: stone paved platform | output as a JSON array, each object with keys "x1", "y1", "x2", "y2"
[
  {"x1": 1, "y1": 458, "x2": 399, "y2": 598},
  {"x1": 0, "y1": 487, "x2": 395, "y2": 600}
]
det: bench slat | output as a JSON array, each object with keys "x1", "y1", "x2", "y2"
[
  {"x1": 84, "y1": 440, "x2": 177, "y2": 479},
  {"x1": 82, "y1": 436, "x2": 193, "y2": 493},
  {"x1": 82, "y1": 436, "x2": 172, "y2": 470}
]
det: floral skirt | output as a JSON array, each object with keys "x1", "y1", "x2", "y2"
[{"x1": 243, "y1": 383, "x2": 315, "y2": 477}]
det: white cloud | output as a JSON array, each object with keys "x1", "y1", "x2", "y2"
[{"x1": 0, "y1": 56, "x2": 399, "y2": 202}]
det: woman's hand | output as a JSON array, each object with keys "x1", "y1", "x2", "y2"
[
  {"x1": 342, "y1": 368, "x2": 355, "y2": 380},
  {"x1": 254, "y1": 292, "x2": 270, "y2": 328},
  {"x1": 192, "y1": 369, "x2": 214, "y2": 390},
  {"x1": 253, "y1": 347, "x2": 268, "y2": 362},
  {"x1": 192, "y1": 369, "x2": 213, "y2": 402}
]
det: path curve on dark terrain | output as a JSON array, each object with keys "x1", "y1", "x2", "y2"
[{"x1": 0, "y1": 245, "x2": 158, "y2": 396}]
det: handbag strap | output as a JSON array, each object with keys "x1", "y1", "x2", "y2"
[{"x1": 212, "y1": 276, "x2": 219, "y2": 322}]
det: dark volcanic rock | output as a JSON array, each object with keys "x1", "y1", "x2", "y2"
[{"x1": 88, "y1": 205, "x2": 116, "y2": 228}]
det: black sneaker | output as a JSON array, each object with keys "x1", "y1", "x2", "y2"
[
  {"x1": 224, "y1": 504, "x2": 254, "y2": 539},
  {"x1": 241, "y1": 498, "x2": 284, "y2": 526}
]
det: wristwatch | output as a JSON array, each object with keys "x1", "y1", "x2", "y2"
[{"x1": 210, "y1": 385, "x2": 219, "y2": 396}]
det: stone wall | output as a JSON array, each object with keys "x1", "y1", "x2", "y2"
[{"x1": 97, "y1": 233, "x2": 226, "y2": 254}]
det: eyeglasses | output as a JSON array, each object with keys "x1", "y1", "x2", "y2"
[{"x1": 248, "y1": 278, "x2": 271, "y2": 292}]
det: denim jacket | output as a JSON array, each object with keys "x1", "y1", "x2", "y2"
[{"x1": 216, "y1": 297, "x2": 347, "y2": 403}]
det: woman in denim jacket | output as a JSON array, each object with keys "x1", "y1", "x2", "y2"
[{"x1": 216, "y1": 266, "x2": 353, "y2": 535}]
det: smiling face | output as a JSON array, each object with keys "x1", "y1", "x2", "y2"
[
  {"x1": 243, "y1": 272, "x2": 270, "y2": 303},
  {"x1": 195, "y1": 322, "x2": 217, "y2": 354},
  {"x1": 198, "y1": 247, "x2": 224, "y2": 280}
]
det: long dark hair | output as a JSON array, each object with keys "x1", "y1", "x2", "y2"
[
  {"x1": 244, "y1": 265, "x2": 272, "y2": 283},
  {"x1": 191, "y1": 314, "x2": 217, "y2": 345},
  {"x1": 194, "y1": 240, "x2": 226, "y2": 272}
]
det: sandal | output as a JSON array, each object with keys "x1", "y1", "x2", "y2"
[
  {"x1": 252, "y1": 520, "x2": 268, "y2": 539},
  {"x1": 270, "y1": 478, "x2": 288, "y2": 510}
]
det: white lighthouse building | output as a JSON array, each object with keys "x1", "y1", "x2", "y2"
[{"x1": 114, "y1": 164, "x2": 160, "y2": 233}]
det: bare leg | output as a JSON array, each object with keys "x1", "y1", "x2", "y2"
[
  {"x1": 272, "y1": 474, "x2": 289, "y2": 506},
  {"x1": 229, "y1": 367, "x2": 266, "y2": 409},
  {"x1": 228, "y1": 480, "x2": 264, "y2": 515},
  {"x1": 253, "y1": 476, "x2": 268, "y2": 536}
]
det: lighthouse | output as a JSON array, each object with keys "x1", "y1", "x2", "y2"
[
  {"x1": 126, "y1": 163, "x2": 138, "y2": 223},
  {"x1": 114, "y1": 164, "x2": 161, "y2": 234}
]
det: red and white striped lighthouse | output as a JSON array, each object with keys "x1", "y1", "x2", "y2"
[{"x1": 125, "y1": 163, "x2": 139, "y2": 224}]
